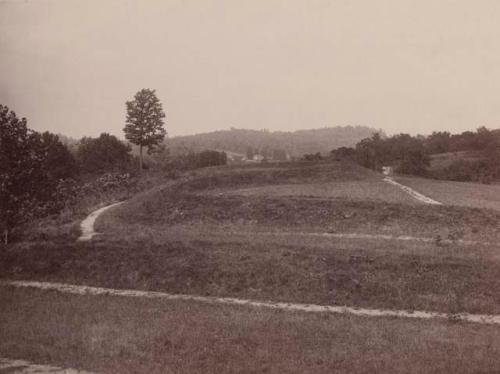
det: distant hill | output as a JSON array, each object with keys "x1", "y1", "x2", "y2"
[{"x1": 164, "y1": 126, "x2": 381, "y2": 158}]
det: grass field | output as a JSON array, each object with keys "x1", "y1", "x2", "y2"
[
  {"x1": 2, "y1": 287, "x2": 500, "y2": 374},
  {"x1": 2, "y1": 159, "x2": 500, "y2": 373},
  {"x1": 395, "y1": 176, "x2": 500, "y2": 211},
  {"x1": 217, "y1": 180, "x2": 419, "y2": 204}
]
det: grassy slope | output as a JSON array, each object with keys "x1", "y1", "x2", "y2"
[
  {"x1": 93, "y1": 162, "x2": 500, "y2": 315},
  {"x1": 429, "y1": 151, "x2": 481, "y2": 172},
  {"x1": 3, "y1": 159, "x2": 500, "y2": 373},
  {"x1": 2, "y1": 287, "x2": 500, "y2": 374},
  {"x1": 3, "y1": 233, "x2": 500, "y2": 314},
  {"x1": 213, "y1": 180, "x2": 418, "y2": 204},
  {"x1": 395, "y1": 176, "x2": 500, "y2": 211},
  {"x1": 3, "y1": 161, "x2": 500, "y2": 314},
  {"x1": 103, "y1": 191, "x2": 500, "y2": 241}
]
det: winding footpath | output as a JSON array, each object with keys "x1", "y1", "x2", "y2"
[{"x1": 77, "y1": 202, "x2": 123, "y2": 241}]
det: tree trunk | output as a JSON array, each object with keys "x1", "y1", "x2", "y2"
[
  {"x1": 139, "y1": 144, "x2": 143, "y2": 172},
  {"x1": 3, "y1": 229, "x2": 8, "y2": 245}
]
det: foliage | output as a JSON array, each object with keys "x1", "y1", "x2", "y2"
[
  {"x1": 302, "y1": 152, "x2": 323, "y2": 161},
  {"x1": 165, "y1": 126, "x2": 380, "y2": 158},
  {"x1": 80, "y1": 173, "x2": 137, "y2": 196},
  {"x1": 424, "y1": 131, "x2": 452, "y2": 154},
  {"x1": 426, "y1": 127, "x2": 500, "y2": 182},
  {"x1": 0, "y1": 105, "x2": 80, "y2": 243},
  {"x1": 159, "y1": 150, "x2": 228, "y2": 173},
  {"x1": 34, "y1": 131, "x2": 78, "y2": 180},
  {"x1": 31, "y1": 131, "x2": 79, "y2": 206},
  {"x1": 0, "y1": 105, "x2": 37, "y2": 242},
  {"x1": 424, "y1": 127, "x2": 500, "y2": 154},
  {"x1": 332, "y1": 127, "x2": 500, "y2": 181},
  {"x1": 194, "y1": 150, "x2": 227, "y2": 168},
  {"x1": 124, "y1": 88, "x2": 166, "y2": 170},
  {"x1": 396, "y1": 147, "x2": 430, "y2": 176},
  {"x1": 77, "y1": 133, "x2": 132, "y2": 173},
  {"x1": 330, "y1": 146, "x2": 356, "y2": 160}
]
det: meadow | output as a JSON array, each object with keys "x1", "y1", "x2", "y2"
[{"x1": 2, "y1": 159, "x2": 500, "y2": 373}]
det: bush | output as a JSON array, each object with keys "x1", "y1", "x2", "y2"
[
  {"x1": 1, "y1": 106, "x2": 78, "y2": 243},
  {"x1": 302, "y1": 152, "x2": 323, "y2": 161},
  {"x1": 395, "y1": 148, "x2": 430, "y2": 176},
  {"x1": 432, "y1": 159, "x2": 494, "y2": 183},
  {"x1": 158, "y1": 150, "x2": 227, "y2": 173},
  {"x1": 77, "y1": 133, "x2": 132, "y2": 173}
]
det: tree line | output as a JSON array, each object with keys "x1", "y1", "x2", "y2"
[
  {"x1": 165, "y1": 126, "x2": 378, "y2": 158},
  {"x1": 332, "y1": 127, "x2": 500, "y2": 182}
]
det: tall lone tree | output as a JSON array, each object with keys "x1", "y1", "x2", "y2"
[{"x1": 124, "y1": 89, "x2": 166, "y2": 171}]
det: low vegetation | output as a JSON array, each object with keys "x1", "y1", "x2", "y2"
[
  {"x1": 332, "y1": 126, "x2": 500, "y2": 183},
  {"x1": 3, "y1": 160, "x2": 500, "y2": 317},
  {"x1": 2, "y1": 287, "x2": 500, "y2": 374},
  {"x1": 165, "y1": 126, "x2": 379, "y2": 159}
]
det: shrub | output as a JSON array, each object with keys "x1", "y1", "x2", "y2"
[
  {"x1": 302, "y1": 152, "x2": 323, "y2": 161},
  {"x1": 0, "y1": 106, "x2": 76, "y2": 242},
  {"x1": 432, "y1": 159, "x2": 494, "y2": 183},
  {"x1": 77, "y1": 133, "x2": 132, "y2": 173}
]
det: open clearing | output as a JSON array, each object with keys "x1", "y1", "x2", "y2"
[
  {"x1": 6, "y1": 280, "x2": 500, "y2": 325},
  {"x1": 2, "y1": 287, "x2": 500, "y2": 374},
  {"x1": 3, "y1": 160, "x2": 500, "y2": 372},
  {"x1": 216, "y1": 180, "x2": 419, "y2": 204},
  {"x1": 395, "y1": 176, "x2": 500, "y2": 211},
  {"x1": 383, "y1": 177, "x2": 442, "y2": 205}
]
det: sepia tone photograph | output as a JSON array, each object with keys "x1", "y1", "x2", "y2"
[{"x1": 2, "y1": 0, "x2": 500, "y2": 373}]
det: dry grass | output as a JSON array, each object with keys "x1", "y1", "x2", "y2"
[
  {"x1": 429, "y1": 151, "x2": 481, "y2": 171},
  {"x1": 3, "y1": 226, "x2": 500, "y2": 315},
  {"x1": 103, "y1": 190, "x2": 500, "y2": 242},
  {"x1": 172, "y1": 160, "x2": 377, "y2": 192},
  {"x1": 4, "y1": 160, "x2": 500, "y2": 315},
  {"x1": 395, "y1": 176, "x2": 500, "y2": 211},
  {"x1": 1, "y1": 287, "x2": 500, "y2": 374},
  {"x1": 4, "y1": 159, "x2": 500, "y2": 373},
  {"x1": 213, "y1": 180, "x2": 419, "y2": 205}
]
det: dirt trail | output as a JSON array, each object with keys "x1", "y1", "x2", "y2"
[
  {"x1": 384, "y1": 177, "x2": 442, "y2": 205},
  {"x1": 236, "y1": 231, "x2": 495, "y2": 247},
  {"x1": 4, "y1": 280, "x2": 500, "y2": 326},
  {"x1": 0, "y1": 357, "x2": 96, "y2": 373},
  {"x1": 77, "y1": 202, "x2": 123, "y2": 241}
]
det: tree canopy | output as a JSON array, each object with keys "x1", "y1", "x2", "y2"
[
  {"x1": 124, "y1": 89, "x2": 166, "y2": 170},
  {"x1": 77, "y1": 133, "x2": 132, "y2": 173},
  {"x1": 0, "y1": 105, "x2": 78, "y2": 243}
]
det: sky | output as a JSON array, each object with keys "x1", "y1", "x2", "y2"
[{"x1": 1, "y1": 0, "x2": 500, "y2": 139}]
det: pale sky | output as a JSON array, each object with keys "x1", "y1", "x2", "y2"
[{"x1": 1, "y1": 0, "x2": 500, "y2": 138}]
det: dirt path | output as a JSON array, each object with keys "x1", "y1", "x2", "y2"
[
  {"x1": 0, "y1": 357, "x2": 96, "y2": 373},
  {"x1": 383, "y1": 177, "x2": 442, "y2": 205},
  {"x1": 4, "y1": 280, "x2": 500, "y2": 326},
  {"x1": 77, "y1": 202, "x2": 123, "y2": 241},
  {"x1": 235, "y1": 230, "x2": 495, "y2": 247}
]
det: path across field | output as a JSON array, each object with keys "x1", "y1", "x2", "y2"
[{"x1": 4, "y1": 280, "x2": 500, "y2": 326}]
